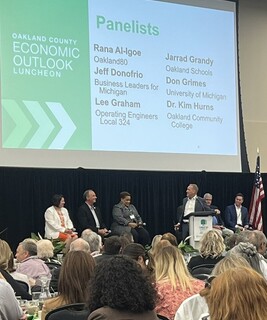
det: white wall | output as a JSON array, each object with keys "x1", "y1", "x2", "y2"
[{"x1": 238, "y1": 0, "x2": 267, "y2": 171}]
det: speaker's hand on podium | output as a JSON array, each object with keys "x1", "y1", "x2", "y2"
[{"x1": 174, "y1": 222, "x2": 180, "y2": 231}]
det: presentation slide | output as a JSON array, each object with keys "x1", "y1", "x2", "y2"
[{"x1": 0, "y1": 0, "x2": 241, "y2": 171}]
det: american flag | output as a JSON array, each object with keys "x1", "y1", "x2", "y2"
[{"x1": 249, "y1": 156, "x2": 265, "y2": 230}]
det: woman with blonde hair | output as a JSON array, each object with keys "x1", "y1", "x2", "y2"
[
  {"x1": 175, "y1": 255, "x2": 252, "y2": 320},
  {"x1": 149, "y1": 235, "x2": 162, "y2": 256},
  {"x1": 154, "y1": 246, "x2": 204, "y2": 320},
  {"x1": 200, "y1": 267, "x2": 267, "y2": 320},
  {"x1": 188, "y1": 229, "x2": 225, "y2": 273},
  {"x1": 212, "y1": 254, "x2": 250, "y2": 275},
  {"x1": 148, "y1": 239, "x2": 172, "y2": 276}
]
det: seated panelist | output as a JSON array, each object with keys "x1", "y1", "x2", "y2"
[
  {"x1": 44, "y1": 194, "x2": 77, "y2": 241},
  {"x1": 77, "y1": 189, "x2": 109, "y2": 236},
  {"x1": 224, "y1": 193, "x2": 249, "y2": 232},
  {"x1": 111, "y1": 191, "x2": 150, "y2": 246}
]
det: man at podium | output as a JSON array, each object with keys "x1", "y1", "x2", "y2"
[{"x1": 174, "y1": 184, "x2": 211, "y2": 240}]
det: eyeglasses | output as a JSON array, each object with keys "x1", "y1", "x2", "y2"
[{"x1": 205, "y1": 275, "x2": 216, "y2": 289}]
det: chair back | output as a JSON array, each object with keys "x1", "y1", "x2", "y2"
[
  {"x1": 45, "y1": 303, "x2": 89, "y2": 320},
  {"x1": 45, "y1": 262, "x2": 61, "y2": 272},
  {"x1": 191, "y1": 264, "x2": 214, "y2": 275},
  {"x1": 16, "y1": 279, "x2": 30, "y2": 293}
]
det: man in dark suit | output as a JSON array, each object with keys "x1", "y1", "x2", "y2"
[
  {"x1": 77, "y1": 189, "x2": 109, "y2": 236},
  {"x1": 174, "y1": 184, "x2": 211, "y2": 240},
  {"x1": 224, "y1": 193, "x2": 249, "y2": 232}
]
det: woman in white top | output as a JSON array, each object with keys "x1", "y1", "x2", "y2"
[
  {"x1": 0, "y1": 277, "x2": 24, "y2": 320},
  {"x1": 44, "y1": 194, "x2": 77, "y2": 241}
]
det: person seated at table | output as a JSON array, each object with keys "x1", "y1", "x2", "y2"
[
  {"x1": 228, "y1": 241, "x2": 266, "y2": 279},
  {"x1": 44, "y1": 194, "x2": 77, "y2": 242},
  {"x1": 187, "y1": 230, "x2": 225, "y2": 274},
  {"x1": 122, "y1": 243, "x2": 148, "y2": 272},
  {"x1": 0, "y1": 239, "x2": 32, "y2": 300},
  {"x1": 174, "y1": 256, "x2": 252, "y2": 320},
  {"x1": 199, "y1": 267, "x2": 267, "y2": 320},
  {"x1": 37, "y1": 239, "x2": 61, "y2": 264},
  {"x1": 111, "y1": 191, "x2": 150, "y2": 246},
  {"x1": 87, "y1": 255, "x2": 159, "y2": 320},
  {"x1": 161, "y1": 232, "x2": 178, "y2": 246},
  {"x1": 41, "y1": 250, "x2": 95, "y2": 320},
  {"x1": 154, "y1": 246, "x2": 204, "y2": 320},
  {"x1": 15, "y1": 239, "x2": 51, "y2": 286},
  {"x1": 0, "y1": 275, "x2": 24, "y2": 320}
]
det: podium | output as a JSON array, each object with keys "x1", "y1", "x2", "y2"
[{"x1": 188, "y1": 211, "x2": 215, "y2": 249}]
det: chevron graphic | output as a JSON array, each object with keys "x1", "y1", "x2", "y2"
[
  {"x1": 2, "y1": 99, "x2": 76, "y2": 149},
  {"x1": 2, "y1": 100, "x2": 32, "y2": 148},
  {"x1": 46, "y1": 102, "x2": 76, "y2": 149},
  {"x1": 24, "y1": 100, "x2": 55, "y2": 149}
]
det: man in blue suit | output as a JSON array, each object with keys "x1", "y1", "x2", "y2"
[{"x1": 224, "y1": 193, "x2": 249, "y2": 232}]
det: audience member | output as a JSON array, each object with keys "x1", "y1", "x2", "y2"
[
  {"x1": 119, "y1": 232, "x2": 134, "y2": 253},
  {"x1": 77, "y1": 189, "x2": 109, "y2": 236},
  {"x1": 224, "y1": 232, "x2": 239, "y2": 249},
  {"x1": 0, "y1": 278, "x2": 24, "y2": 320},
  {"x1": 122, "y1": 243, "x2": 148, "y2": 271},
  {"x1": 95, "y1": 236, "x2": 121, "y2": 264},
  {"x1": 200, "y1": 267, "x2": 267, "y2": 320},
  {"x1": 69, "y1": 238, "x2": 90, "y2": 252},
  {"x1": 44, "y1": 194, "x2": 77, "y2": 241},
  {"x1": 236, "y1": 230, "x2": 267, "y2": 258},
  {"x1": 15, "y1": 239, "x2": 51, "y2": 284},
  {"x1": 50, "y1": 238, "x2": 91, "y2": 293},
  {"x1": 81, "y1": 229, "x2": 102, "y2": 257},
  {"x1": 8, "y1": 252, "x2": 31, "y2": 291},
  {"x1": 149, "y1": 235, "x2": 162, "y2": 256},
  {"x1": 154, "y1": 246, "x2": 204, "y2": 320},
  {"x1": 111, "y1": 191, "x2": 150, "y2": 246},
  {"x1": 37, "y1": 239, "x2": 60, "y2": 264},
  {"x1": 211, "y1": 255, "x2": 251, "y2": 275},
  {"x1": 0, "y1": 239, "x2": 32, "y2": 299},
  {"x1": 87, "y1": 255, "x2": 158, "y2": 320},
  {"x1": 203, "y1": 193, "x2": 233, "y2": 237},
  {"x1": 148, "y1": 239, "x2": 173, "y2": 276},
  {"x1": 41, "y1": 251, "x2": 95, "y2": 320},
  {"x1": 228, "y1": 241, "x2": 266, "y2": 279},
  {"x1": 188, "y1": 230, "x2": 225, "y2": 273},
  {"x1": 161, "y1": 232, "x2": 178, "y2": 246},
  {"x1": 224, "y1": 193, "x2": 249, "y2": 232},
  {"x1": 174, "y1": 184, "x2": 211, "y2": 240},
  {"x1": 175, "y1": 255, "x2": 251, "y2": 320}
]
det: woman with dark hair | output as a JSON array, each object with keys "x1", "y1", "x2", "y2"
[
  {"x1": 111, "y1": 191, "x2": 150, "y2": 246},
  {"x1": 44, "y1": 194, "x2": 77, "y2": 241},
  {"x1": 87, "y1": 255, "x2": 159, "y2": 320},
  {"x1": 41, "y1": 251, "x2": 95, "y2": 320},
  {"x1": 122, "y1": 243, "x2": 148, "y2": 271}
]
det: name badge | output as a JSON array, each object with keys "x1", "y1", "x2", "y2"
[{"x1": 130, "y1": 214, "x2": 135, "y2": 219}]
